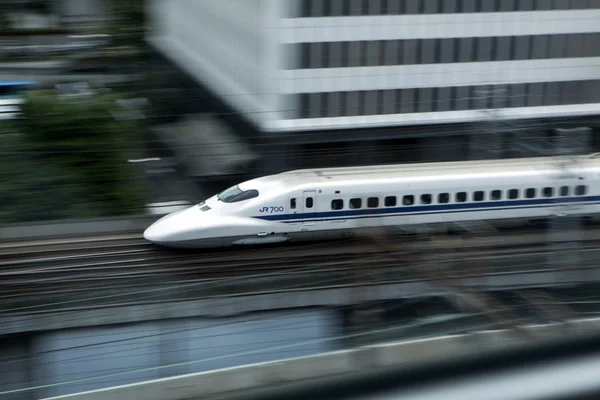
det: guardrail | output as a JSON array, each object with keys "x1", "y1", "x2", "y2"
[
  {"x1": 0, "y1": 215, "x2": 160, "y2": 241},
  {"x1": 39, "y1": 317, "x2": 600, "y2": 400}
]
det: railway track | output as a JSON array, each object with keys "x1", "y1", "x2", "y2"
[{"x1": 2, "y1": 227, "x2": 600, "y2": 315}]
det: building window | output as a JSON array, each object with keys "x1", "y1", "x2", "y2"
[
  {"x1": 290, "y1": 33, "x2": 600, "y2": 71},
  {"x1": 331, "y1": 199, "x2": 344, "y2": 210},
  {"x1": 292, "y1": 0, "x2": 600, "y2": 18},
  {"x1": 292, "y1": 79, "x2": 600, "y2": 119}
]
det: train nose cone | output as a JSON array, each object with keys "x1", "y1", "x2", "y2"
[{"x1": 143, "y1": 222, "x2": 165, "y2": 243}]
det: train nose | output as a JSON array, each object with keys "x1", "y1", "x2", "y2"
[
  {"x1": 142, "y1": 206, "x2": 205, "y2": 247},
  {"x1": 143, "y1": 222, "x2": 165, "y2": 243}
]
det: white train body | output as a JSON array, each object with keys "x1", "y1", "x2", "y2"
[{"x1": 143, "y1": 154, "x2": 600, "y2": 248}]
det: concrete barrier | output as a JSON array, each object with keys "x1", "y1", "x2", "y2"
[
  {"x1": 39, "y1": 317, "x2": 598, "y2": 400},
  {"x1": 0, "y1": 215, "x2": 161, "y2": 241}
]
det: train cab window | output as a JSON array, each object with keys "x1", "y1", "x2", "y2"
[
  {"x1": 575, "y1": 185, "x2": 587, "y2": 196},
  {"x1": 217, "y1": 185, "x2": 259, "y2": 203},
  {"x1": 490, "y1": 190, "x2": 502, "y2": 201},
  {"x1": 290, "y1": 198, "x2": 297, "y2": 209},
  {"x1": 542, "y1": 187, "x2": 554, "y2": 197},
  {"x1": 420, "y1": 194, "x2": 432, "y2": 205},
  {"x1": 350, "y1": 198, "x2": 362, "y2": 209},
  {"x1": 508, "y1": 189, "x2": 519, "y2": 199},
  {"x1": 331, "y1": 199, "x2": 344, "y2": 210},
  {"x1": 385, "y1": 196, "x2": 397, "y2": 207},
  {"x1": 525, "y1": 188, "x2": 536, "y2": 198},
  {"x1": 560, "y1": 186, "x2": 570, "y2": 196},
  {"x1": 367, "y1": 197, "x2": 379, "y2": 208},
  {"x1": 456, "y1": 192, "x2": 467, "y2": 203},
  {"x1": 306, "y1": 197, "x2": 314, "y2": 208},
  {"x1": 473, "y1": 191, "x2": 484, "y2": 202},
  {"x1": 438, "y1": 193, "x2": 449, "y2": 204},
  {"x1": 403, "y1": 195, "x2": 414, "y2": 206}
]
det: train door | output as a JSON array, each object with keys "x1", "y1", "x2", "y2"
[
  {"x1": 288, "y1": 195, "x2": 299, "y2": 225},
  {"x1": 302, "y1": 190, "x2": 317, "y2": 228}
]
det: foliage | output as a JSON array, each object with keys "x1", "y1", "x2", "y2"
[
  {"x1": 0, "y1": 91, "x2": 148, "y2": 224},
  {"x1": 0, "y1": 13, "x2": 12, "y2": 32},
  {"x1": 109, "y1": 0, "x2": 146, "y2": 49}
]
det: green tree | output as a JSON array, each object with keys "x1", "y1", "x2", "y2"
[
  {"x1": 0, "y1": 13, "x2": 12, "y2": 33},
  {"x1": 0, "y1": 90, "x2": 147, "y2": 223},
  {"x1": 109, "y1": 0, "x2": 146, "y2": 49}
]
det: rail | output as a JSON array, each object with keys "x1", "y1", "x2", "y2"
[{"x1": 2, "y1": 227, "x2": 600, "y2": 318}]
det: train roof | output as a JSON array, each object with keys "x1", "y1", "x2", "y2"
[{"x1": 241, "y1": 154, "x2": 600, "y2": 193}]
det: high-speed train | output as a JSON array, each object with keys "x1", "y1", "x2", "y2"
[{"x1": 143, "y1": 154, "x2": 600, "y2": 248}]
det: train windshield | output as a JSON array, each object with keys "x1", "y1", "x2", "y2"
[{"x1": 217, "y1": 185, "x2": 259, "y2": 203}]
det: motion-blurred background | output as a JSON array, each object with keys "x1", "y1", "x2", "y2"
[{"x1": 2, "y1": 1, "x2": 600, "y2": 399}]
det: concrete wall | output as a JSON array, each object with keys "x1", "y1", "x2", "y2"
[
  {"x1": 146, "y1": 0, "x2": 280, "y2": 131},
  {"x1": 39, "y1": 317, "x2": 600, "y2": 400}
]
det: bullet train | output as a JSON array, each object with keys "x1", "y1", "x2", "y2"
[{"x1": 143, "y1": 154, "x2": 600, "y2": 249}]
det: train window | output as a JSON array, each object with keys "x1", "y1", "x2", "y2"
[
  {"x1": 385, "y1": 196, "x2": 397, "y2": 207},
  {"x1": 367, "y1": 197, "x2": 379, "y2": 208},
  {"x1": 421, "y1": 194, "x2": 432, "y2": 205},
  {"x1": 575, "y1": 185, "x2": 587, "y2": 196},
  {"x1": 508, "y1": 189, "x2": 519, "y2": 199},
  {"x1": 290, "y1": 198, "x2": 297, "y2": 209},
  {"x1": 350, "y1": 198, "x2": 362, "y2": 209},
  {"x1": 403, "y1": 195, "x2": 414, "y2": 206},
  {"x1": 331, "y1": 199, "x2": 343, "y2": 210},
  {"x1": 306, "y1": 197, "x2": 314, "y2": 208},
  {"x1": 490, "y1": 190, "x2": 502, "y2": 201},
  {"x1": 560, "y1": 186, "x2": 570, "y2": 196},
  {"x1": 542, "y1": 187, "x2": 554, "y2": 197},
  {"x1": 235, "y1": 190, "x2": 259, "y2": 202},
  {"x1": 438, "y1": 193, "x2": 449, "y2": 204},
  {"x1": 525, "y1": 188, "x2": 536, "y2": 198},
  {"x1": 474, "y1": 191, "x2": 484, "y2": 201},
  {"x1": 455, "y1": 192, "x2": 467, "y2": 203},
  {"x1": 217, "y1": 185, "x2": 259, "y2": 203}
]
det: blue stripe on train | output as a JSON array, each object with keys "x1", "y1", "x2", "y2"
[{"x1": 252, "y1": 195, "x2": 600, "y2": 224}]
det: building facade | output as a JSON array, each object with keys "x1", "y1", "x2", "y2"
[{"x1": 147, "y1": 0, "x2": 600, "y2": 172}]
